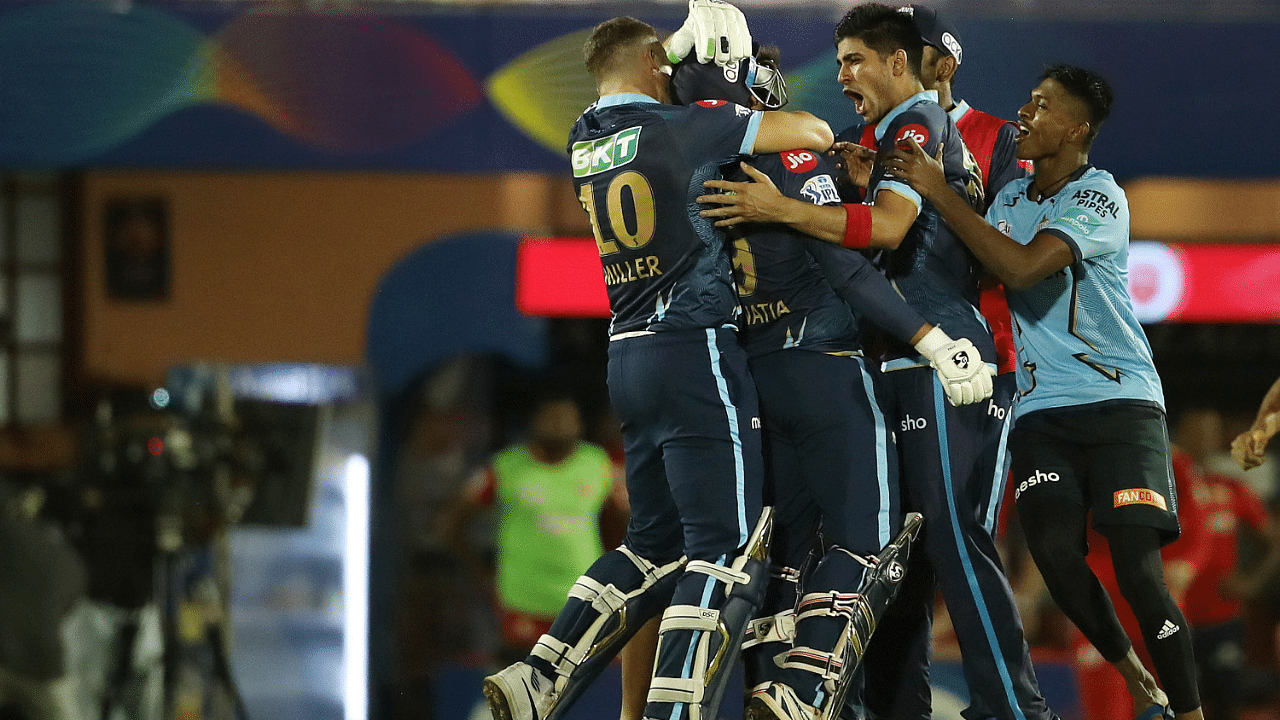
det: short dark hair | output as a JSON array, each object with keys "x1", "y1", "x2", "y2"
[
  {"x1": 1042, "y1": 63, "x2": 1113, "y2": 147},
  {"x1": 584, "y1": 17, "x2": 658, "y2": 80},
  {"x1": 756, "y1": 45, "x2": 782, "y2": 70},
  {"x1": 833, "y1": 3, "x2": 923, "y2": 79}
]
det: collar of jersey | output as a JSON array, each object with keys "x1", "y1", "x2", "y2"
[
  {"x1": 947, "y1": 99, "x2": 971, "y2": 125},
  {"x1": 873, "y1": 90, "x2": 939, "y2": 142},
  {"x1": 597, "y1": 93, "x2": 661, "y2": 108},
  {"x1": 1026, "y1": 164, "x2": 1095, "y2": 202}
]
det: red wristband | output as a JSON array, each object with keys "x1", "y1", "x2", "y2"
[{"x1": 842, "y1": 203, "x2": 872, "y2": 249}]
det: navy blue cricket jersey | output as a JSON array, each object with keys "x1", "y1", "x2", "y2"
[
  {"x1": 568, "y1": 94, "x2": 761, "y2": 336},
  {"x1": 726, "y1": 149, "x2": 928, "y2": 359},
  {"x1": 863, "y1": 90, "x2": 992, "y2": 363}
]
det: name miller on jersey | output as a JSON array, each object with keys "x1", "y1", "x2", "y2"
[{"x1": 603, "y1": 255, "x2": 662, "y2": 286}]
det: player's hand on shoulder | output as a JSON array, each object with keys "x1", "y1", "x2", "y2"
[
  {"x1": 665, "y1": 0, "x2": 751, "y2": 66},
  {"x1": 915, "y1": 327, "x2": 994, "y2": 406},
  {"x1": 886, "y1": 137, "x2": 948, "y2": 202},
  {"x1": 698, "y1": 162, "x2": 786, "y2": 227}
]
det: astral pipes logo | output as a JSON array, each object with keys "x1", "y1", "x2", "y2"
[{"x1": 1128, "y1": 241, "x2": 1186, "y2": 324}]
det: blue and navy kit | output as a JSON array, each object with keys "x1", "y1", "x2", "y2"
[
  {"x1": 729, "y1": 148, "x2": 914, "y2": 707},
  {"x1": 854, "y1": 91, "x2": 1054, "y2": 720},
  {"x1": 568, "y1": 95, "x2": 761, "y2": 336},
  {"x1": 984, "y1": 165, "x2": 1164, "y2": 417},
  {"x1": 567, "y1": 93, "x2": 768, "y2": 720},
  {"x1": 725, "y1": 150, "x2": 927, "y2": 359},
  {"x1": 865, "y1": 90, "x2": 991, "y2": 364}
]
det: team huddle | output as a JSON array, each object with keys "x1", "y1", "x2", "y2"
[{"x1": 485, "y1": 2, "x2": 1204, "y2": 720}]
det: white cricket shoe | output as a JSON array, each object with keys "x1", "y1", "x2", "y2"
[
  {"x1": 482, "y1": 662, "x2": 557, "y2": 720},
  {"x1": 746, "y1": 682, "x2": 818, "y2": 720}
]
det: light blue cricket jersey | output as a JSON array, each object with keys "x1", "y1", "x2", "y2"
[{"x1": 984, "y1": 165, "x2": 1164, "y2": 417}]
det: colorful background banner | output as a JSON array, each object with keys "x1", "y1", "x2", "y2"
[
  {"x1": 518, "y1": 238, "x2": 1280, "y2": 324},
  {"x1": 1, "y1": 1, "x2": 1277, "y2": 178}
]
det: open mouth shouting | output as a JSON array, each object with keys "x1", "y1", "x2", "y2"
[{"x1": 844, "y1": 88, "x2": 866, "y2": 115}]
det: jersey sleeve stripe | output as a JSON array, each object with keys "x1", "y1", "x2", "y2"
[
  {"x1": 1039, "y1": 227, "x2": 1083, "y2": 264},
  {"x1": 739, "y1": 111, "x2": 763, "y2": 155},
  {"x1": 874, "y1": 181, "x2": 923, "y2": 215}
]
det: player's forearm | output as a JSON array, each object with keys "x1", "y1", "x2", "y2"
[
  {"x1": 931, "y1": 189, "x2": 1040, "y2": 289},
  {"x1": 773, "y1": 200, "x2": 847, "y2": 245},
  {"x1": 806, "y1": 239, "x2": 929, "y2": 345},
  {"x1": 1253, "y1": 376, "x2": 1280, "y2": 429},
  {"x1": 791, "y1": 201, "x2": 908, "y2": 250}
]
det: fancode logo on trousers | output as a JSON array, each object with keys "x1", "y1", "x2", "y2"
[
  {"x1": 571, "y1": 127, "x2": 642, "y2": 177},
  {"x1": 1113, "y1": 488, "x2": 1168, "y2": 511}
]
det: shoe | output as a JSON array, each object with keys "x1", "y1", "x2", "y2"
[
  {"x1": 483, "y1": 662, "x2": 556, "y2": 720},
  {"x1": 747, "y1": 682, "x2": 817, "y2": 720}
]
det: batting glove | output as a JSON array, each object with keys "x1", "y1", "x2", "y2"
[
  {"x1": 664, "y1": 0, "x2": 752, "y2": 66},
  {"x1": 915, "y1": 327, "x2": 995, "y2": 406}
]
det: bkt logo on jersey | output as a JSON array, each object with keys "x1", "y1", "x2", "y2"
[
  {"x1": 1014, "y1": 469, "x2": 1060, "y2": 500},
  {"x1": 572, "y1": 127, "x2": 642, "y2": 178},
  {"x1": 801, "y1": 175, "x2": 841, "y2": 205}
]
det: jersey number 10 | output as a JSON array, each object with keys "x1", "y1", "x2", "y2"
[{"x1": 579, "y1": 171, "x2": 656, "y2": 256}]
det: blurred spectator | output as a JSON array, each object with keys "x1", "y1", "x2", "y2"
[
  {"x1": 445, "y1": 391, "x2": 620, "y2": 664},
  {"x1": 589, "y1": 408, "x2": 629, "y2": 550},
  {"x1": 1177, "y1": 408, "x2": 1279, "y2": 720},
  {"x1": 1229, "y1": 375, "x2": 1280, "y2": 714},
  {"x1": 0, "y1": 481, "x2": 87, "y2": 720}
]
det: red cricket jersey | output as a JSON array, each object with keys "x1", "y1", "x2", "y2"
[
  {"x1": 952, "y1": 102, "x2": 1031, "y2": 377},
  {"x1": 1181, "y1": 470, "x2": 1270, "y2": 625}
]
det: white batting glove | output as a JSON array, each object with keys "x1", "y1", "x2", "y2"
[
  {"x1": 664, "y1": 0, "x2": 752, "y2": 66},
  {"x1": 915, "y1": 327, "x2": 995, "y2": 406}
]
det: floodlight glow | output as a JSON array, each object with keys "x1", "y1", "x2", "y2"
[{"x1": 344, "y1": 453, "x2": 370, "y2": 720}]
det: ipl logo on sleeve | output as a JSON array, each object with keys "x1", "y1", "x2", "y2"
[{"x1": 800, "y1": 175, "x2": 841, "y2": 205}]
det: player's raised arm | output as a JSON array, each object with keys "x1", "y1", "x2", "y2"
[
  {"x1": 751, "y1": 110, "x2": 834, "y2": 155},
  {"x1": 696, "y1": 162, "x2": 917, "y2": 250},
  {"x1": 805, "y1": 238, "x2": 993, "y2": 405},
  {"x1": 886, "y1": 137, "x2": 1073, "y2": 289}
]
